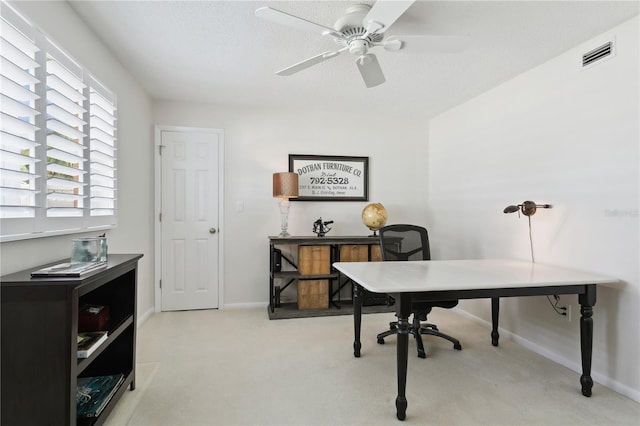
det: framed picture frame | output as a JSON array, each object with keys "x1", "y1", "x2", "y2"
[{"x1": 288, "y1": 154, "x2": 369, "y2": 201}]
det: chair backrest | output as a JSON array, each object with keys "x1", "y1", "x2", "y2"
[{"x1": 378, "y1": 224, "x2": 430, "y2": 262}]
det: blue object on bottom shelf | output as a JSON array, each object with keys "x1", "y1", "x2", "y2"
[{"x1": 76, "y1": 374, "x2": 125, "y2": 418}]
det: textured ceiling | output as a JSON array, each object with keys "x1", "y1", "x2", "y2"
[{"x1": 69, "y1": 1, "x2": 639, "y2": 118}]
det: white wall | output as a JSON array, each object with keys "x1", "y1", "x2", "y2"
[
  {"x1": 0, "y1": 1, "x2": 156, "y2": 319},
  {"x1": 153, "y1": 103, "x2": 430, "y2": 306},
  {"x1": 428, "y1": 17, "x2": 639, "y2": 400}
]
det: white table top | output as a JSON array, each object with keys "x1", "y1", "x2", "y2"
[{"x1": 333, "y1": 259, "x2": 618, "y2": 293}]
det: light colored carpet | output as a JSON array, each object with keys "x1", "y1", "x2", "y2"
[{"x1": 105, "y1": 308, "x2": 639, "y2": 426}]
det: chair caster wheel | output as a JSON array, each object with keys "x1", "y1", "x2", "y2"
[
  {"x1": 454, "y1": 343, "x2": 462, "y2": 350},
  {"x1": 377, "y1": 337, "x2": 385, "y2": 344}
]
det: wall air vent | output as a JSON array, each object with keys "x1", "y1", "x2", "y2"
[{"x1": 582, "y1": 41, "x2": 613, "y2": 67}]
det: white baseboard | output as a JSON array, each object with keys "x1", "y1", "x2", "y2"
[
  {"x1": 137, "y1": 307, "x2": 154, "y2": 327},
  {"x1": 222, "y1": 302, "x2": 268, "y2": 310},
  {"x1": 453, "y1": 308, "x2": 640, "y2": 403}
]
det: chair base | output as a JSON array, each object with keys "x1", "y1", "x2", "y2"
[{"x1": 376, "y1": 316, "x2": 462, "y2": 358}]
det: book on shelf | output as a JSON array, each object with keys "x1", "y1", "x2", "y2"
[
  {"x1": 76, "y1": 374, "x2": 125, "y2": 418},
  {"x1": 77, "y1": 331, "x2": 108, "y2": 358},
  {"x1": 31, "y1": 261, "x2": 107, "y2": 278}
]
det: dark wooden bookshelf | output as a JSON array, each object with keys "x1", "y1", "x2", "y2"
[{"x1": 1, "y1": 253, "x2": 143, "y2": 426}]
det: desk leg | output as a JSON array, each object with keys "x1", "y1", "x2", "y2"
[
  {"x1": 579, "y1": 285, "x2": 596, "y2": 397},
  {"x1": 491, "y1": 297, "x2": 500, "y2": 346},
  {"x1": 395, "y1": 294, "x2": 412, "y2": 421},
  {"x1": 353, "y1": 283, "x2": 363, "y2": 358}
]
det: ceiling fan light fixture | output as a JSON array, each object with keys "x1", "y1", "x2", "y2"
[{"x1": 349, "y1": 39, "x2": 369, "y2": 57}]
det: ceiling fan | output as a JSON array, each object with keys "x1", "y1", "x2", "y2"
[{"x1": 255, "y1": 0, "x2": 466, "y2": 88}]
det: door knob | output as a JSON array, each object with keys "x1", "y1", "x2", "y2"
[{"x1": 209, "y1": 228, "x2": 217, "y2": 234}]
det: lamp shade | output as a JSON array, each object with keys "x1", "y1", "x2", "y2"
[{"x1": 273, "y1": 172, "x2": 299, "y2": 198}]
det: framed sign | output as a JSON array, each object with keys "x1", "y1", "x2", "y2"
[{"x1": 289, "y1": 154, "x2": 369, "y2": 201}]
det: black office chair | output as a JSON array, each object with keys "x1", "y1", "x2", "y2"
[{"x1": 376, "y1": 224, "x2": 462, "y2": 358}]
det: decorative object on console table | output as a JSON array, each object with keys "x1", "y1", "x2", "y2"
[
  {"x1": 362, "y1": 202, "x2": 388, "y2": 236},
  {"x1": 273, "y1": 172, "x2": 299, "y2": 237},
  {"x1": 77, "y1": 331, "x2": 108, "y2": 358},
  {"x1": 298, "y1": 245, "x2": 330, "y2": 310},
  {"x1": 71, "y1": 237, "x2": 107, "y2": 263},
  {"x1": 312, "y1": 217, "x2": 333, "y2": 237}
]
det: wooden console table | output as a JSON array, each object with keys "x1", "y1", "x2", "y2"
[
  {"x1": 1, "y1": 254, "x2": 143, "y2": 425},
  {"x1": 269, "y1": 235, "x2": 383, "y2": 316}
]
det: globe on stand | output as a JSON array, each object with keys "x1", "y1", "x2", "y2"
[{"x1": 361, "y1": 203, "x2": 388, "y2": 236}]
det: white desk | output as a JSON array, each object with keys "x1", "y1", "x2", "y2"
[{"x1": 333, "y1": 259, "x2": 618, "y2": 421}]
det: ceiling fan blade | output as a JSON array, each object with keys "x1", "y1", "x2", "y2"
[
  {"x1": 276, "y1": 50, "x2": 344, "y2": 76},
  {"x1": 255, "y1": 7, "x2": 341, "y2": 38},
  {"x1": 356, "y1": 54, "x2": 385, "y2": 88},
  {"x1": 384, "y1": 35, "x2": 469, "y2": 53},
  {"x1": 362, "y1": 0, "x2": 415, "y2": 35}
]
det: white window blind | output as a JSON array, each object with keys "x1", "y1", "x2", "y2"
[
  {"x1": 0, "y1": 5, "x2": 40, "y2": 221},
  {"x1": 88, "y1": 76, "x2": 117, "y2": 217},
  {"x1": 45, "y1": 39, "x2": 87, "y2": 218},
  {"x1": 0, "y1": 2, "x2": 117, "y2": 241}
]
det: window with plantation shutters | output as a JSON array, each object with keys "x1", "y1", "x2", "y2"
[{"x1": 0, "y1": 2, "x2": 117, "y2": 241}]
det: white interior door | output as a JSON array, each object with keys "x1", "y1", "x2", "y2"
[{"x1": 160, "y1": 129, "x2": 220, "y2": 311}]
